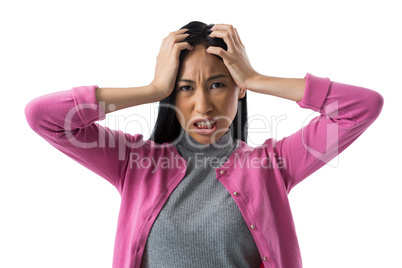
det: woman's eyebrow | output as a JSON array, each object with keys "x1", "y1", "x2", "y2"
[{"x1": 178, "y1": 74, "x2": 228, "y2": 83}]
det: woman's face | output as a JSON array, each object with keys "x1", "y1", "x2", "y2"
[{"x1": 174, "y1": 45, "x2": 246, "y2": 145}]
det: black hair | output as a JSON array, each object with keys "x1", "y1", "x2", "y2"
[{"x1": 149, "y1": 21, "x2": 248, "y2": 144}]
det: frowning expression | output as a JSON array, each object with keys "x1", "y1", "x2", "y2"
[{"x1": 174, "y1": 44, "x2": 246, "y2": 145}]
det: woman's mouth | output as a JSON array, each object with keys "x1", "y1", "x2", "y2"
[{"x1": 193, "y1": 120, "x2": 218, "y2": 135}]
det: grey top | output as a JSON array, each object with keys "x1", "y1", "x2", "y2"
[{"x1": 140, "y1": 129, "x2": 261, "y2": 267}]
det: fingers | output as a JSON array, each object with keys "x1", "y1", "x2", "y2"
[
  {"x1": 165, "y1": 28, "x2": 190, "y2": 42},
  {"x1": 173, "y1": 41, "x2": 193, "y2": 53},
  {"x1": 211, "y1": 24, "x2": 232, "y2": 31},
  {"x1": 172, "y1": 28, "x2": 190, "y2": 34},
  {"x1": 206, "y1": 46, "x2": 228, "y2": 58},
  {"x1": 209, "y1": 29, "x2": 235, "y2": 52},
  {"x1": 172, "y1": 28, "x2": 194, "y2": 55},
  {"x1": 233, "y1": 28, "x2": 244, "y2": 47},
  {"x1": 163, "y1": 28, "x2": 193, "y2": 51},
  {"x1": 209, "y1": 24, "x2": 244, "y2": 49}
]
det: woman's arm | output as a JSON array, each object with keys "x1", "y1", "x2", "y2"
[
  {"x1": 205, "y1": 24, "x2": 384, "y2": 192},
  {"x1": 95, "y1": 84, "x2": 162, "y2": 114},
  {"x1": 260, "y1": 73, "x2": 384, "y2": 192},
  {"x1": 24, "y1": 84, "x2": 155, "y2": 192},
  {"x1": 205, "y1": 24, "x2": 305, "y2": 102},
  {"x1": 25, "y1": 28, "x2": 193, "y2": 192},
  {"x1": 245, "y1": 74, "x2": 306, "y2": 102},
  {"x1": 96, "y1": 28, "x2": 194, "y2": 114}
]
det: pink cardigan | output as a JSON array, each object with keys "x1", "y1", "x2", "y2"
[{"x1": 25, "y1": 73, "x2": 383, "y2": 268}]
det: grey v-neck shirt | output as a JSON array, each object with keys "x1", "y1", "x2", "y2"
[{"x1": 140, "y1": 129, "x2": 261, "y2": 267}]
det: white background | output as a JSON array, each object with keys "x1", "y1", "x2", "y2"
[{"x1": 1, "y1": 0, "x2": 400, "y2": 267}]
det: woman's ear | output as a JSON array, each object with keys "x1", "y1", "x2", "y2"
[{"x1": 238, "y1": 87, "x2": 246, "y2": 99}]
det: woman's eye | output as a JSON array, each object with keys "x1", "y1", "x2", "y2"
[
  {"x1": 179, "y1": 86, "x2": 192, "y2": 92},
  {"x1": 179, "y1": 83, "x2": 223, "y2": 91},
  {"x1": 211, "y1": 83, "x2": 224, "y2": 89}
]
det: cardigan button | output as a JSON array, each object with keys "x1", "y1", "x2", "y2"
[
  {"x1": 262, "y1": 257, "x2": 267, "y2": 261},
  {"x1": 233, "y1": 191, "x2": 238, "y2": 196},
  {"x1": 220, "y1": 170, "x2": 225, "y2": 175},
  {"x1": 250, "y1": 225, "x2": 255, "y2": 229}
]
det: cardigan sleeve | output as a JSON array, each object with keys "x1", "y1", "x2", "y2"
[
  {"x1": 273, "y1": 73, "x2": 384, "y2": 193},
  {"x1": 24, "y1": 85, "x2": 145, "y2": 193}
]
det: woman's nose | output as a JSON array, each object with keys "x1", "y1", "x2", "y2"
[{"x1": 194, "y1": 88, "x2": 213, "y2": 114}]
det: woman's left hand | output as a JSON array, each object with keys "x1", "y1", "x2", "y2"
[{"x1": 206, "y1": 24, "x2": 259, "y2": 91}]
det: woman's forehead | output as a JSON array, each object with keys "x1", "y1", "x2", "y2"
[{"x1": 179, "y1": 57, "x2": 228, "y2": 78}]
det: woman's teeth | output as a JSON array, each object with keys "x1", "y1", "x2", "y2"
[{"x1": 195, "y1": 120, "x2": 216, "y2": 129}]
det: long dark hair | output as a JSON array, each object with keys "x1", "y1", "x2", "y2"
[{"x1": 149, "y1": 21, "x2": 248, "y2": 144}]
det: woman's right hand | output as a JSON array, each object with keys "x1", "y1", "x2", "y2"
[{"x1": 150, "y1": 28, "x2": 194, "y2": 100}]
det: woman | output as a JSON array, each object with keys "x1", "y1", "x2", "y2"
[{"x1": 25, "y1": 21, "x2": 384, "y2": 268}]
